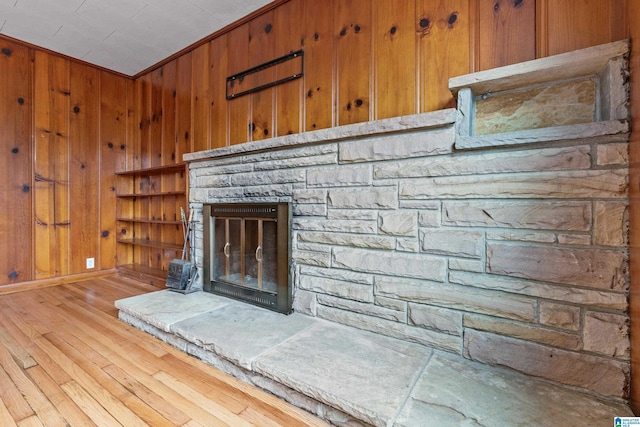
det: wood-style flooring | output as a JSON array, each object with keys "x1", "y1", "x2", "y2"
[{"x1": 0, "y1": 275, "x2": 330, "y2": 426}]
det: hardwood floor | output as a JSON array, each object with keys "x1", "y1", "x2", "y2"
[{"x1": 0, "y1": 275, "x2": 330, "y2": 426}]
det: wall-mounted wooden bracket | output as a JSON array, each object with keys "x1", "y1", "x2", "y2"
[{"x1": 226, "y1": 49, "x2": 303, "y2": 100}]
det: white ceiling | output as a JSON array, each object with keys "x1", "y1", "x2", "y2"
[{"x1": 0, "y1": 0, "x2": 274, "y2": 76}]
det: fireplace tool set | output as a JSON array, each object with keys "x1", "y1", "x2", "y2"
[{"x1": 166, "y1": 207, "x2": 199, "y2": 293}]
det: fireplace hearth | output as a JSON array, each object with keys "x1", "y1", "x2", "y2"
[{"x1": 202, "y1": 202, "x2": 292, "y2": 314}]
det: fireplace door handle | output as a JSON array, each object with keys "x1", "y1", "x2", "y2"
[
  {"x1": 255, "y1": 245, "x2": 262, "y2": 262},
  {"x1": 223, "y1": 242, "x2": 230, "y2": 258}
]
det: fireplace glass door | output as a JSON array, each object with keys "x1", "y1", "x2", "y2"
[
  {"x1": 213, "y1": 218, "x2": 278, "y2": 293},
  {"x1": 204, "y1": 203, "x2": 291, "y2": 314}
]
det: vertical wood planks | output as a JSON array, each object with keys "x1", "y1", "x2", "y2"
[
  {"x1": 417, "y1": 0, "x2": 471, "y2": 112},
  {"x1": 228, "y1": 24, "x2": 251, "y2": 145},
  {"x1": 335, "y1": 0, "x2": 372, "y2": 125},
  {"x1": 249, "y1": 11, "x2": 276, "y2": 142},
  {"x1": 476, "y1": 0, "x2": 535, "y2": 71},
  {"x1": 303, "y1": 0, "x2": 334, "y2": 132},
  {"x1": 374, "y1": 0, "x2": 417, "y2": 119},
  {"x1": 0, "y1": 40, "x2": 32, "y2": 285},
  {"x1": 176, "y1": 54, "x2": 192, "y2": 159},
  {"x1": 192, "y1": 45, "x2": 211, "y2": 152},
  {"x1": 33, "y1": 51, "x2": 70, "y2": 280},
  {"x1": 99, "y1": 71, "x2": 128, "y2": 270},
  {"x1": 68, "y1": 63, "x2": 100, "y2": 274},
  {"x1": 274, "y1": 0, "x2": 303, "y2": 137},
  {"x1": 209, "y1": 34, "x2": 229, "y2": 149},
  {"x1": 539, "y1": 0, "x2": 624, "y2": 57}
]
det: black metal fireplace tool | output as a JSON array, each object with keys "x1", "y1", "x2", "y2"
[{"x1": 166, "y1": 207, "x2": 199, "y2": 294}]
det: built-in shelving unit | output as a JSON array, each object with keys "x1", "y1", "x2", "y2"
[{"x1": 115, "y1": 163, "x2": 187, "y2": 284}]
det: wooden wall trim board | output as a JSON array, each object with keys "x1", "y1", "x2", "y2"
[{"x1": 0, "y1": 269, "x2": 116, "y2": 296}]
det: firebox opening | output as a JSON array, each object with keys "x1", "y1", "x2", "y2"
[{"x1": 202, "y1": 202, "x2": 292, "y2": 314}]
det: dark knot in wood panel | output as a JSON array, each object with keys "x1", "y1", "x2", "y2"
[
  {"x1": 80, "y1": 163, "x2": 86, "y2": 169},
  {"x1": 184, "y1": 131, "x2": 189, "y2": 140},
  {"x1": 11, "y1": 147, "x2": 19, "y2": 154},
  {"x1": 354, "y1": 25, "x2": 361, "y2": 33},
  {"x1": 22, "y1": 184, "x2": 30, "y2": 193},
  {"x1": 314, "y1": 32, "x2": 320, "y2": 41},
  {"x1": 355, "y1": 99, "x2": 364, "y2": 107},
  {"x1": 419, "y1": 18, "x2": 430, "y2": 28},
  {"x1": 514, "y1": 0, "x2": 524, "y2": 7},
  {"x1": 73, "y1": 105, "x2": 80, "y2": 114},
  {"x1": 1, "y1": 47, "x2": 12, "y2": 57},
  {"x1": 8, "y1": 271, "x2": 18, "y2": 280},
  {"x1": 101, "y1": 230, "x2": 110, "y2": 238},
  {"x1": 346, "y1": 102, "x2": 352, "y2": 111},
  {"x1": 249, "y1": 122, "x2": 256, "y2": 133},
  {"x1": 448, "y1": 13, "x2": 458, "y2": 26},
  {"x1": 494, "y1": 2, "x2": 500, "y2": 12},
  {"x1": 390, "y1": 26, "x2": 397, "y2": 35},
  {"x1": 120, "y1": 228, "x2": 127, "y2": 235},
  {"x1": 263, "y1": 128, "x2": 269, "y2": 136},
  {"x1": 120, "y1": 144, "x2": 126, "y2": 150},
  {"x1": 307, "y1": 89, "x2": 313, "y2": 98},
  {"x1": 340, "y1": 27, "x2": 348, "y2": 36},
  {"x1": 17, "y1": 97, "x2": 24, "y2": 105},
  {"x1": 265, "y1": 23, "x2": 273, "y2": 34}
]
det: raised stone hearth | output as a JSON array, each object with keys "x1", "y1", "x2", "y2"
[{"x1": 117, "y1": 41, "x2": 633, "y2": 424}]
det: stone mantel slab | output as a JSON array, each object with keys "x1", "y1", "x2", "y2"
[{"x1": 183, "y1": 109, "x2": 456, "y2": 163}]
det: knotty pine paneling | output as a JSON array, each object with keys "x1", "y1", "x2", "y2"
[
  {"x1": 374, "y1": 0, "x2": 417, "y2": 119},
  {"x1": 274, "y1": 0, "x2": 303, "y2": 137},
  {"x1": 249, "y1": 11, "x2": 276, "y2": 141},
  {"x1": 475, "y1": 0, "x2": 536, "y2": 71},
  {"x1": 69, "y1": 64, "x2": 101, "y2": 275},
  {"x1": 228, "y1": 24, "x2": 251, "y2": 145},
  {"x1": 176, "y1": 53, "x2": 192, "y2": 159},
  {"x1": 98, "y1": 71, "x2": 127, "y2": 271},
  {"x1": 539, "y1": 0, "x2": 628, "y2": 57},
  {"x1": 209, "y1": 34, "x2": 229, "y2": 148},
  {"x1": 0, "y1": 40, "x2": 32, "y2": 285},
  {"x1": 418, "y1": 0, "x2": 471, "y2": 112},
  {"x1": 192, "y1": 44, "x2": 211, "y2": 153},
  {"x1": 34, "y1": 51, "x2": 70, "y2": 280},
  {"x1": 302, "y1": 0, "x2": 334, "y2": 132},
  {"x1": 335, "y1": 0, "x2": 372, "y2": 126}
]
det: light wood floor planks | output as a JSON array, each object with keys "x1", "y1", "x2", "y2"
[{"x1": 0, "y1": 275, "x2": 330, "y2": 426}]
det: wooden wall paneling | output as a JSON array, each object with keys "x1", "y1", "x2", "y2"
[
  {"x1": 248, "y1": 11, "x2": 276, "y2": 142},
  {"x1": 148, "y1": 69, "x2": 165, "y2": 269},
  {"x1": 335, "y1": 0, "x2": 373, "y2": 126},
  {"x1": 274, "y1": 0, "x2": 303, "y2": 137},
  {"x1": 0, "y1": 41, "x2": 32, "y2": 285},
  {"x1": 68, "y1": 63, "x2": 100, "y2": 274},
  {"x1": 33, "y1": 52, "x2": 70, "y2": 280},
  {"x1": 192, "y1": 44, "x2": 211, "y2": 152},
  {"x1": 628, "y1": 0, "x2": 639, "y2": 414},
  {"x1": 373, "y1": 0, "x2": 417, "y2": 119},
  {"x1": 417, "y1": 0, "x2": 471, "y2": 112},
  {"x1": 209, "y1": 34, "x2": 229, "y2": 149},
  {"x1": 117, "y1": 79, "x2": 136, "y2": 267},
  {"x1": 99, "y1": 72, "x2": 127, "y2": 270},
  {"x1": 475, "y1": 0, "x2": 535, "y2": 71},
  {"x1": 176, "y1": 53, "x2": 193, "y2": 158},
  {"x1": 302, "y1": 1, "x2": 335, "y2": 132},
  {"x1": 149, "y1": 69, "x2": 164, "y2": 167},
  {"x1": 160, "y1": 61, "x2": 180, "y2": 270},
  {"x1": 161, "y1": 62, "x2": 178, "y2": 164},
  {"x1": 228, "y1": 24, "x2": 251, "y2": 145},
  {"x1": 539, "y1": 0, "x2": 624, "y2": 57},
  {"x1": 138, "y1": 74, "x2": 152, "y2": 169}
]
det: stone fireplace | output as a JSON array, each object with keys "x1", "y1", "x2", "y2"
[{"x1": 183, "y1": 40, "x2": 631, "y2": 401}]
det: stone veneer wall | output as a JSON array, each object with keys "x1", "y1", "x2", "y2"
[{"x1": 185, "y1": 42, "x2": 630, "y2": 401}]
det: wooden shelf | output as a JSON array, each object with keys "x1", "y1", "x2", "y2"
[
  {"x1": 116, "y1": 163, "x2": 186, "y2": 176},
  {"x1": 116, "y1": 191, "x2": 185, "y2": 198},
  {"x1": 117, "y1": 238, "x2": 184, "y2": 252},
  {"x1": 117, "y1": 217, "x2": 182, "y2": 225}
]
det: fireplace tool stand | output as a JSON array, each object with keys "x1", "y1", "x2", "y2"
[{"x1": 166, "y1": 207, "x2": 200, "y2": 294}]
